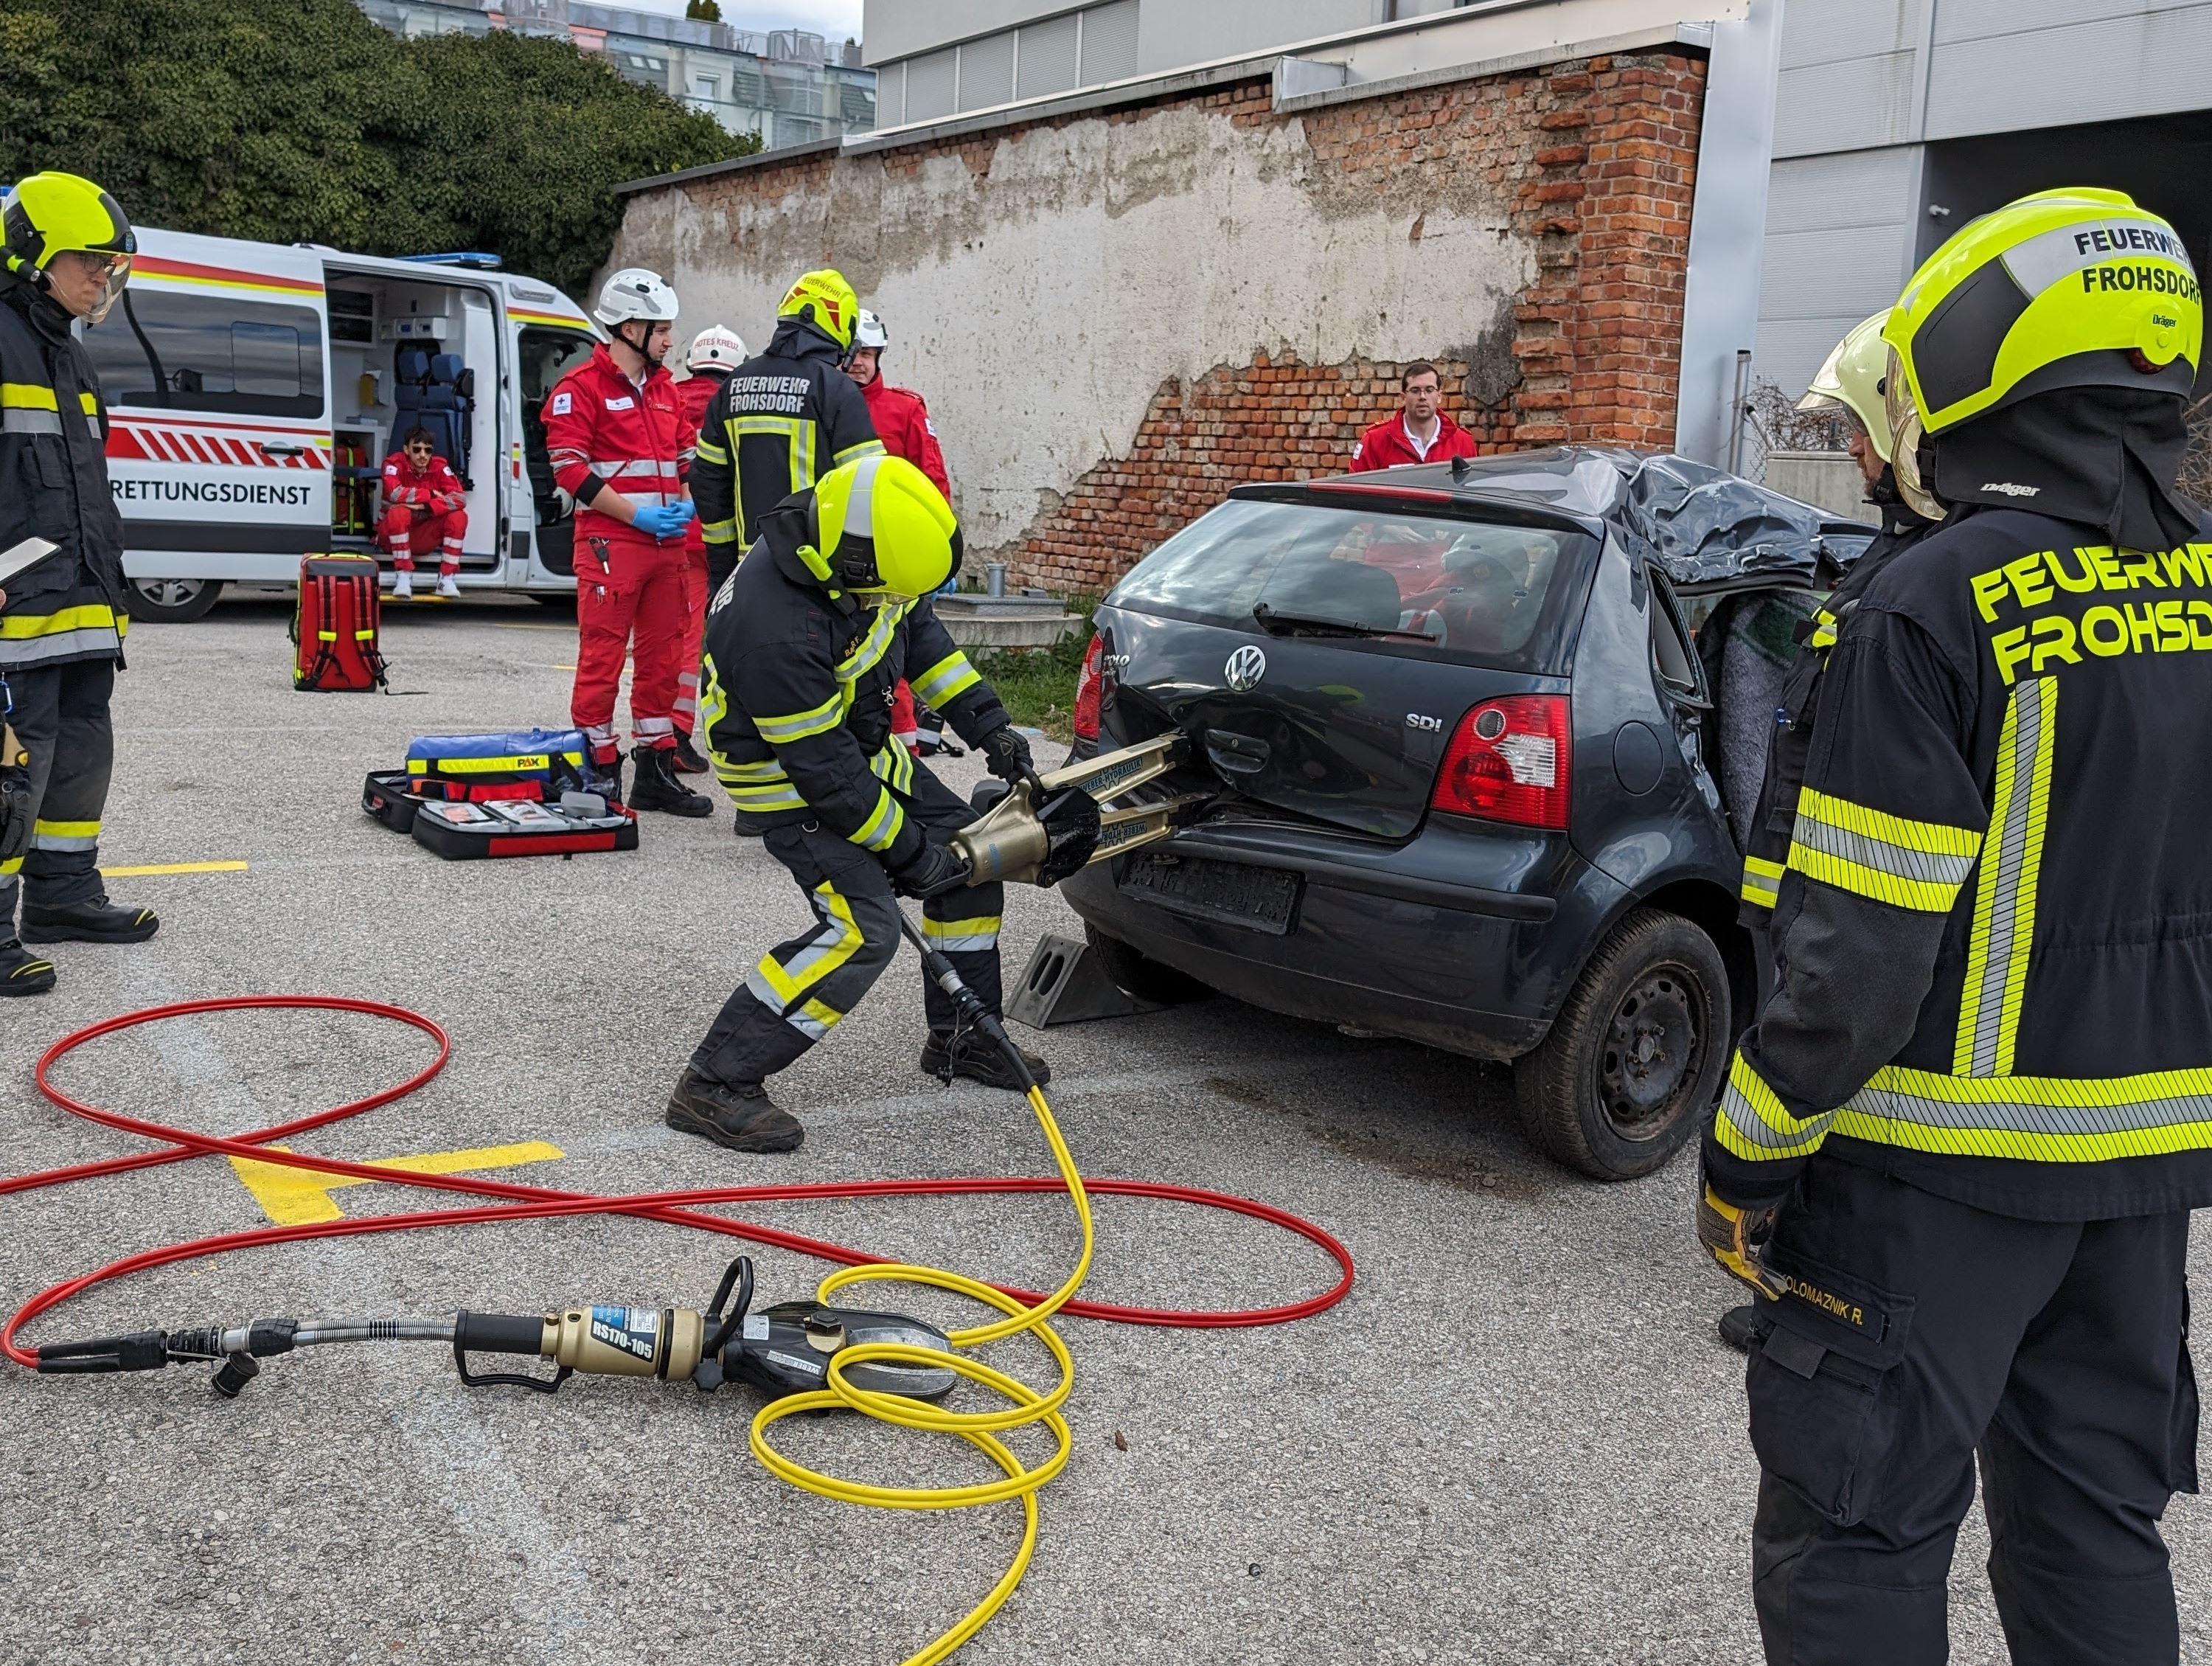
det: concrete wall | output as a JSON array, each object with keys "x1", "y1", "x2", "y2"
[{"x1": 613, "y1": 49, "x2": 1705, "y2": 591}]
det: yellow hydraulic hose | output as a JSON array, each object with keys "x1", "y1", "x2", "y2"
[{"x1": 748, "y1": 1081, "x2": 1093, "y2": 1665}]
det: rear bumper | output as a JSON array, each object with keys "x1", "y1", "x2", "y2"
[{"x1": 1062, "y1": 816, "x2": 1632, "y2": 1062}]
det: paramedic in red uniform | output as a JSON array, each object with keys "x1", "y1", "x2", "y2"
[
  {"x1": 542, "y1": 268, "x2": 711, "y2": 817},
  {"x1": 378, "y1": 426, "x2": 466, "y2": 600},
  {"x1": 844, "y1": 308, "x2": 951, "y2": 753},
  {"x1": 671, "y1": 324, "x2": 747, "y2": 775},
  {"x1": 1349, "y1": 361, "x2": 1478, "y2": 471}
]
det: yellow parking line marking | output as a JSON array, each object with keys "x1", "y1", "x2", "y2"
[
  {"x1": 229, "y1": 1140, "x2": 566, "y2": 1226},
  {"x1": 99, "y1": 861, "x2": 250, "y2": 877}
]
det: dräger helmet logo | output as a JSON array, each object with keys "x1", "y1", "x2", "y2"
[{"x1": 1980, "y1": 482, "x2": 2040, "y2": 497}]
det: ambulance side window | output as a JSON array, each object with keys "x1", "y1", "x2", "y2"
[
  {"x1": 518, "y1": 327, "x2": 596, "y2": 518},
  {"x1": 83, "y1": 289, "x2": 324, "y2": 419}
]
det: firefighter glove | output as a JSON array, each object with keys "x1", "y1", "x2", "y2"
[
  {"x1": 1697, "y1": 1181, "x2": 1788, "y2": 1302},
  {"x1": 888, "y1": 839, "x2": 970, "y2": 899},
  {"x1": 981, "y1": 725, "x2": 1041, "y2": 791}
]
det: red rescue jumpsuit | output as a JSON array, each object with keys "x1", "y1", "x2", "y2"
[
  {"x1": 672, "y1": 367, "x2": 730, "y2": 740},
  {"x1": 1349, "y1": 411, "x2": 1478, "y2": 471},
  {"x1": 863, "y1": 374, "x2": 953, "y2": 747},
  {"x1": 378, "y1": 451, "x2": 467, "y2": 575},
  {"x1": 543, "y1": 343, "x2": 689, "y2": 765}
]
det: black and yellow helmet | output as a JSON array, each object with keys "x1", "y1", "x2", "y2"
[
  {"x1": 777, "y1": 268, "x2": 860, "y2": 353},
  {"x1": 805, "y1": 454, "x2": 961, "y2": 600},
  {"x1": 3, "y1": 171, "x2": 135, "y2": 322}
]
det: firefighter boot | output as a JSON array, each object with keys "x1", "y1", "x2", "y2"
[
  {"x1": 21, "y1": 895, "x2": 160, "y2": 945},
  {"x1": 672, "y1": 732, "x2": 710, "y2": 775},
  {"x1": 920, "y1": 1030, "x2": 1053, "y2": 1091},
  {"x1": 628, "y1": 745, "x2": 713, "y2": 818},
  {"x1": 664, "y1": 1069, "x2": 804, "y2": 1153},
  {"x1": 0, "y1": 937, "x2": 55, "y2": 996}
]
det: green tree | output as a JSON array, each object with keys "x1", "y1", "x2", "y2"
[
  {"x1": 685, "y1": 0, "x2": 722, "y2": 21},
  {"x1": 0, "y1": 0, "x2": 754, "y2": 296}
]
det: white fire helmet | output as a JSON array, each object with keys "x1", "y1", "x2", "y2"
[
  {"x1": 593, "y1": 268, "x2": 680, "y2": 328},
  {"x1": 852, "y1": 309, "x2": 889, "y2": 352},
  {"x1": 686, "y1": 325, "x2": 748, "y2": 372}
]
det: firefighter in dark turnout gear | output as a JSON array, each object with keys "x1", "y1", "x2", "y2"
[
  {"x1": 669, "y1": 455, "x2": 1046, "y2": 1153},
  {"x1": 689, "y1": 268, "x2": 883, "y2": 597},
  {"x1": 1697, "y1": 189, "x2": 2211, "y2": 1666},
  {"x1": 0, "y1": 172, "x2": 156, "y2": 998},
  {"x1": 1717, "y1": 311, "x2": 1941, "y2": 1352}
]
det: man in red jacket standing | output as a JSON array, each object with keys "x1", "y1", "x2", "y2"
[
  {"x1": 378, "y1": 426, "x2": 466, "y2": 600},
  {"x1": 542, "y1": 268, "x2": 711, "y2": 817},
  {"x1": 671, "y1": 324, "x2": 747, "y2": 774},
  {"x1": 845, "y1": 308, "x2": 952, "y2": 752},
  {"x1": 1349, "y1": 361, "x2": 1478, "y2": 471}
]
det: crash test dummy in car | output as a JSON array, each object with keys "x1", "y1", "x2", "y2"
[
  {"x1": 0, "y1": 170, "x2": 158, "y2": 999},
  {"x1": 1697, "y1": 187, "x2": 2212, "y2": 1666},
  {"x1": 668, "y1": 455, "x2": 1048, "y2": 1153}
]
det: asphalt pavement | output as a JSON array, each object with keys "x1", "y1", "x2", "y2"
[{"x1": 0, "y1": 593, "x2": 2202, "y2": 1665}]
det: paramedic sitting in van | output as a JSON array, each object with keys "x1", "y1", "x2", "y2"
[
  {"x1": 0, "y1": 170, "x2": 158, "y2": 999},
  {"x1": 542, "y1": 268, "x2": 712, "y2": 818},
  {"x1": 378, "y1": 426, "x2": 466, "y2": 600}
]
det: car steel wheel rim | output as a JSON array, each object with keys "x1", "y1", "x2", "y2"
[
  {"x1": 134, "y1": 579, "x2": 203, "y2": 608},
  {"x1": 1597, "y1": 962, "x2": 1703, "y2": 1139}
]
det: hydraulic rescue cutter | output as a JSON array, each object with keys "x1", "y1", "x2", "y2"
[
  {"x1": 947, "y1": 734, "x2": 1197, "y2": 888},
  {"x1": 34, "y1": 1252, "x2": 960, "y2": 1403}
]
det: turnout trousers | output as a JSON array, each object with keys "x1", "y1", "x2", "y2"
[
  {"x1": 571, "y1": 534, "x2": 685, "y2": 760},
  {"x1": 0, "y1": 659, "x2": 116, "y2": 923},
  {"x1": 1745, "y1": 1156, "x2": 2197, "y2": 1666},
  {"x1": 689, "y1": 766, "x2": 1005, "y2": 1088}
]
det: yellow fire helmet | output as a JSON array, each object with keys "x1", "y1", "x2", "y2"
[
  {"x1": 1884, "y1": 187, "x2": 2201, "y2": 434},
  {"x1": 809, "y1": 454, "x2": 962, "y2": 600},
  {"x1": 1796, "y1": 311, "x2": 1895, "y2": 461},
  {"x1": 2, "y1": 171, "x2": 135, "y2": 323},
  {"x1": 777, "y1": 268, "x2": 860, "y2": 353}
]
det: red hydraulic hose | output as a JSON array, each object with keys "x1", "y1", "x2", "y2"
[{"x1": 4, "y1": 996, "x2": 1355, "y2": 1367}]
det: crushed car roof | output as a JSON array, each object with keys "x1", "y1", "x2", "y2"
[{"x1": 1265, "y1": 445, "x2": 1879, "y2": 591}]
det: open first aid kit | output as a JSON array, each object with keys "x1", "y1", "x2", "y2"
[{"x1": 364, "y1": 729, "x2": 639, "y2": 860}]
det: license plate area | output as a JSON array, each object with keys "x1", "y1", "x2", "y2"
[{"x1": 1119, "y1": 853, "x2": 1300, "y2": 935}]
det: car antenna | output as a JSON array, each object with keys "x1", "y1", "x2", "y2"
[{"x1": 1451, "y1": 454, "x2": 1473, "y2": 482}]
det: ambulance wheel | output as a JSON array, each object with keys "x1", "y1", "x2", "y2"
[{"x1": 125, "y1": 577, "x2": 223, "y2": 623}]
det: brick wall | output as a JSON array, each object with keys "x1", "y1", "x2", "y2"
[
  {"x1": 1027, "y1": 54, "x2": 1704, "y2": 594},
  {"x1": 616, "y1": 46, "x2": 1707, "y2": 597}
]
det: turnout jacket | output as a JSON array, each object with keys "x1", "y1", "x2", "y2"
[
  {"x1": 0, "y1": 273, "x2": 128, "y2": 668},
  {"x1": 698, "y1": 494, "x2": 1009, "y2": 867},
  {"x1": 691, "y1": 317, "x2": 881, "y2": 565},
  {"x1": 1738, "y1": 474, "x2": 1938, "y2": 921},
  {"x1": 1707, "y1": 503, "x2": 2212, "y2": 1220}
]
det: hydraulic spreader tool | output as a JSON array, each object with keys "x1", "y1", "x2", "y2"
[{"x1": 3, "y1": 741, "x2": 1354, "y2": 1666}]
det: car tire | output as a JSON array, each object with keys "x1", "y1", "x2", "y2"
[
  {"x1": 1083, "y1": 924, "x2": 1211, "y2": 1005},
  {"x1": 125, "y1": 577, "x2": 223, "y2": 624},
  {"x1": 1513, "y1": 906, "x2": 1730, "y2": 1181}
]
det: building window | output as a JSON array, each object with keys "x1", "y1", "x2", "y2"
[
  {"x1": 1016, "y1": 13, "x2": 1078, "y2": 101},
  {"x1": 957, "y1": 29, "x2": 1014, "y2": 111},
  {"x1": 1079, "y1": 0, "x2": 1138, "y2": 85},
  {"x1": 84, "y1": 291, "x2": 325, "y2": 420}
]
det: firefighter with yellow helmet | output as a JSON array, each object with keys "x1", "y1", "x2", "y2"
[
  {"x1": 0, "y1": 172, "x2": 156, "y2": 998},
  {"x1": 1697, "y1": 187, "x2": 2210, "y2": 1662},
  {"x1": 669, "y1": 454, "x2": 1046, "y2": 1153},
  {"x1": 689, "y1": 268, "x2": 884, "y2": 597}
]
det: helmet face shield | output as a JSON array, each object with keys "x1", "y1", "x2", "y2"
[
  {"x1": 74, "y1": 249, "x2": 130, "y2": 324},
  {"x1": 1885, "y1": 344, "x2": 1944, "y2": 521},
  {"x1": 1798, "y1": 312, "x2": 1894, "y2": 460}
]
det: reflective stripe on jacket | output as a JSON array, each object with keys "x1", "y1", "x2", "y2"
[
  {"x1": 1706, "y1": 504, "x2": 2212, "y2": 1218},
  {"x1": 690, "y1": 316, "x2": 882, "y2": 555},
  {"x1": 697, "y1": 490, "x2": 1008, "y2": 866},
  {"x1": 541, "y1": 343, "x2": 686, "y2": 550},
  {"x1": 0, "y1": 274, "x2": 127, "y2": 669}
]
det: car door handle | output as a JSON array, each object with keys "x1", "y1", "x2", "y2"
[
  {"x1": 257, "y1": 442, "x2": 305, "y2": 458},
  {"x1": 1203, "y1": 729, "x2": 1269, "y2": 774}
]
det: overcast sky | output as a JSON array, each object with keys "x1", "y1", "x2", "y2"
[{"x1": 619, "y1": 0, "x2": 865, "y2": 41}]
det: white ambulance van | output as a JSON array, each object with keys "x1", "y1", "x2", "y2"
[{"x1": 81, "y1": 228, "x2": 605, "y2": 619}]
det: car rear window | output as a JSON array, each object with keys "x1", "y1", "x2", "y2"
[{"x1": 1107, "y1": 497, "x2": 1593, "y2": 671}]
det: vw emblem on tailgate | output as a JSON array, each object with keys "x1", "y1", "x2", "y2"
[{"x1": 1225, "y1": 645, "x2": 1267, "y2": 693}]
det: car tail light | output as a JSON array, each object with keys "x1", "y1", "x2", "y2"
[
  {"x1": 1072, "y1": 633, "x2": 1105, "y2": 742},
  {"x1": 1430, "y1": 694, "x2": 1571, "y2": 829}
]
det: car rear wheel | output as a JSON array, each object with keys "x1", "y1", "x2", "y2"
[
  {"x1": 1514, "y1": 906, "x2": 1729, "y2": 1181},
  {"x1": 1083, "y1": 924, "x2": 1211, "y2": 1005},
  {"x1": 125, "y1": 577, "x2": 223, "y2": 624}
]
